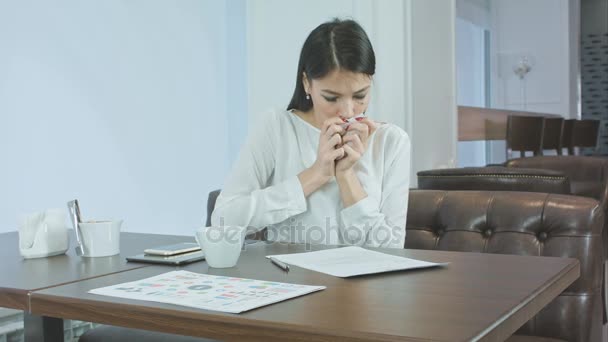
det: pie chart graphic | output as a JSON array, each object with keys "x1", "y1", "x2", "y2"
[{"x1": 188, "y1": 285, "x2": 213, "y2": 291}]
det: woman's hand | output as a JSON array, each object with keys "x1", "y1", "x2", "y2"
[
  {"x1": 335, "y1": 118, "x2": 377, "y2": 174},
  {"x1": 312, "y1": 117, "x2": 347, "y2": 179},
  {"x1": 298, "y1": 117, "x2": 345, "y2": 196}
]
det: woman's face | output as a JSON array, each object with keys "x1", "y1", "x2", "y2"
[{"x1": 303, "y1": 69, "x2": 372, "y2": 125}]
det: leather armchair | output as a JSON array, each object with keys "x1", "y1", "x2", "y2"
[
  {"x1": 506, "y1": 156, "x2": 608, "y2": 205},
  {"x1": 407, "y1": 190, "x2": 604, "y2": 341},
  {"x1": 507, "y1": 156, "x2": 608, "y2": 326},
  {"x1": 418, "y1": 156, "x2": 608, "y2": 327}
]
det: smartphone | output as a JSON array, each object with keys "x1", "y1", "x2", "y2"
[
  {"x1": 127, "y1": 250, "x2": 205, "y2": 266},
  {"x1": 144, "y1": 242, "x2": 201, "y2": 256}
]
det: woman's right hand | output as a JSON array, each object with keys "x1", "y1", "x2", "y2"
[
  {"x1": 312, "y1": 117, "x2": 346, "y2": 180},
  {"x1": 298, "y1": 117, "x2": 345, "y2": 197}
]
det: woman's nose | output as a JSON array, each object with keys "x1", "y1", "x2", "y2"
[{"x1": 337, "y1": 100, "x2": 355, "y2": 118}]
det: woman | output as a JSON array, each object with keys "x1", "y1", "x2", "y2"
[{"x1": 211, "y1": 18, "x2": 410, "y2": 248}]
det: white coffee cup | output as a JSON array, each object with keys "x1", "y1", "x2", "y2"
[
  {"x1": 195, "y1": 226, "x2": 246, "y2": 268},
  {"x1": 78, "y1": 220, "x2": 122, "y2": 257}
]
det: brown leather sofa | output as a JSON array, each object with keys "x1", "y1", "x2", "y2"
[
  {"x1": 418, "y1": 156, "x2": 608, "y2": 325},
  {"x1": 418, "y1": 156, "x2": 608, "y2": 204},
  {"x1": 505, "y1": 156, "x2": 608, "y2": 206},
  {"x1": 407, "y1": 190, "x2": 604, "y2": 341},
  {"x1": 508, "y1": 156, "x2": 608, "y2": 326},
  {"x1": 417, "y1": 159, "x2": 608, "y2": 264}
]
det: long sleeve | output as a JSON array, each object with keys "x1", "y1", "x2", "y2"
[
  {"x1": 339, "y1": 128, "x2": 411, "y2": 248},
  {"x1": 211, "y1": 111, "x2": 307, "y2": 230}
]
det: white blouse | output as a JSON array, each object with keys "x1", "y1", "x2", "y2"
[{"x1": 211, "y1": 108, "x2": 411, "y2": 248}]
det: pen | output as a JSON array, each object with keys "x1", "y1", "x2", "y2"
[{"x1": 269, "y1": 257, "x2": 290, "y2": 273}]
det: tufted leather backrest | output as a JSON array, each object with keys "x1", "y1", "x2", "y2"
[
  {"x1": 506, "y1": 156, "x2": 608, "y2": 205},
  {"x1": 406, "y1": 190, "x2": 604, "y2": 341}
]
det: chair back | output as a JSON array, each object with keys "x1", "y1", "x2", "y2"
[
  {"x1": 571, "y1": 119, "x2": 600, "y2": 155},
  {"x1": 406, "y1": 190, "x2": 604, "y2": 341},
  {"x1": 562, "y1": 119, "x2": 600, "y2": 155},
  {"x1": 542, "y1": 117, "x2": 564, "y2": 155},
  {"x1": 506, "y1": 115, "x2": 545, "y2": 158},
  {"x1": 562, "y1": 119, "x2": 575, "y2": 155},
  {"x1": 205, "y1": 189, "x2": 267, "y2": 240}
]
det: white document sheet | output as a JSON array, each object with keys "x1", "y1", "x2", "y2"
[
  {"x1": 267, "y1": 246, "x2": 448, "y2": 277},
  {"x1": 89, "y1": 270, "x2": 325, "y2": 314}
]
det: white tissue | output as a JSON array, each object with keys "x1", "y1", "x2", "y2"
[
  {"x1": 18, "y1": 209, "x2": 69, "y2": 259},
  {"x1": 340, "y1": 113, "x2": 366, "y2": 130}
]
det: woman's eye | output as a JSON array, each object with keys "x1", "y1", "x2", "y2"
[
  {"x1": 353, "y1": 95, "x2": 366, "y2": 100},
  {"x1": 323, "y1": 96, "x2": 338, "y2": 102}
]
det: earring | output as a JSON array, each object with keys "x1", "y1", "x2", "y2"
[{"x1": 305, "y1": 93, "x2": 311, "y2": 100}]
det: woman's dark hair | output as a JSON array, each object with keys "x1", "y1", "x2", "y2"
[{"x1": 287, "y1": 18, "x2": 375, "y2": 112}]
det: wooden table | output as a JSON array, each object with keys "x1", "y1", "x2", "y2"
[
  {"x1": 26, "y1": 240, "x2": 579, "y2": 342},
  {"x1": 458, "y1": 106, "x2": 561, "y2": 141},
  {"x1": 0, "y1": 231, "x2": 193, "y2": 341}
]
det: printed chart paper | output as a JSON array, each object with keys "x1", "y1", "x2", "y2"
[
  {"x1": 267, "y1": 246, "x2": 448, "y2": 277},
  {"x1": 89, "y1": 270, "x2": 325, "y2": 313}
]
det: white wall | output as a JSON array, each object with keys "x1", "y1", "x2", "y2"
[
  {"x1": 0, "y1": 0, "x2": 459, "y2": 234},
  {"x1": 456, "y1": 18, "x2": 487, "y2": 108},
  {"x1": 456, "y1": 17, "x2": 488, "y2": 167},
  {"x1": 489, "y1": 0, "x2": 579, "y2": 117},
  {"x1": 457, "y1": 0, "x2": 491, "y2": 29},
  {"x1": 226, "y1": 0, "x2": 249, "y2": 164},
  {"x1": 408, "y1": 0, "x2": 458, "y2": 175},
  {"x1": 0, "y1": 0, "x2": 244, "y2": 234}
]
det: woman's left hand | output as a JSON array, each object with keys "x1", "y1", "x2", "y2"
[{"x1": 335, "y1": 118, "x2": 377, "y2": 174}]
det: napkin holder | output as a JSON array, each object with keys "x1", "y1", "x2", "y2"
[{"x1": 18, "y1": 209, "x2": 69, "y2": 259}]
